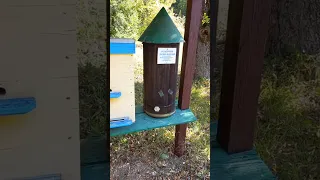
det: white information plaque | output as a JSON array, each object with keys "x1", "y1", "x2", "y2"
[{"x1": 157, "y1": 48, "x2": 177, "y2": 64}]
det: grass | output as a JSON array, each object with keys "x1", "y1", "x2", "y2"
[
  {"x1": 255, "y1": 53, "x2": 320, "y2": 180},
  {"x1": 77, "y1": 0, "x2": 106, "y2": 139}
]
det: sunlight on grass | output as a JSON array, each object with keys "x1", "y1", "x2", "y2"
[{"x1": 163, "y1": 129, "x2": 175, "y2": 140}]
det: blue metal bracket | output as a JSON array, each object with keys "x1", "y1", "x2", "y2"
[
  {"x1": 110, "y1": 92, "x2": 121, "y2": 99},
  {"x1": 110, "y1": 117, "x2": 133, "y2": 129}
]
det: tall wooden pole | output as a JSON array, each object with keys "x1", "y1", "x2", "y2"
[
  {"x1": 174, "y1": 0, "x2": 203, "y2": 157},
  {"x1": 217, "y1": 0, "x2": 274, "y2": 153}
]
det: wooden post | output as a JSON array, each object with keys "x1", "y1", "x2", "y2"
[
  {"x1": 216, "y1": 0, "x2": 274, "y2": 153},
  {"x1": 210, "y1": 0, "x2": 219, "y2": 112},
  {"x1": 106, "y1": 2, "x2": 110, "y2": 171},
  {"x1": 174, "y1": 0, "x2": 203, "y2": 157}
]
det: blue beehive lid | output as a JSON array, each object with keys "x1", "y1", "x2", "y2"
[{"x1": 110, "y1": 38, "x2": 136, "y2": 54}]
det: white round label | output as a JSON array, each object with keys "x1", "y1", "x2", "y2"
[{"x1": 154, "y1": 106, "x2": 160, "y2": 112}]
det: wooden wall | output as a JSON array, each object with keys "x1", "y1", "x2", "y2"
[{"x1": 0, "y1": 0, "x2": 80, "y2": 179}]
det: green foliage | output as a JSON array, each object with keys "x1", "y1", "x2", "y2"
[
  {"x1": 202, "y1": 13, "x2": 210, "y2": 26},
  {"x1": 171, "y1": 0, "x2": 210, "y2": 27},
  {"x1": 110, "y1": 0, "x2": 177, "y2": 40},
  {"x1": 171, "y1": 0, "x2": 187, "y2": 16},
  {"x1": 110, "y1": 0, "x2": 141, "y2": 39}
]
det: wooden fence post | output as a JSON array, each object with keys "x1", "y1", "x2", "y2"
[
  {"x1": 174, "y1": 0, "x2": 203, "y2": 157},
  {"x1": 216, "y1": 0, "x2": 274, "y2": 153}
]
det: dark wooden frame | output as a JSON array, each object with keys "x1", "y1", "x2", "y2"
[{"x1": 216, "y1": 0, "x2": 274, "y2": 153}]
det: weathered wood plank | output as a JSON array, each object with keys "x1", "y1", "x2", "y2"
[
  {"x1": 0, "y1": 33, "x2": 77, "y2": 80},
  {"x1": 0, "y1": 78, "x2": 79, "y2": 179},
  {"x1": 0, "y1": 0, "x2": 74, "y2": 6},
  {"x1": 0, "y1": 78, "x2": 79, "y2": 149},
  {"x1": 0, "y1": 0, "x2": 79, "y2": 179},
  {"x1": 0, "y1": 6, "x2": 75, "y2": 33},
  {"x1": 217, "y1": 0, "x2": 274, "y2": 153},
  {"x1": 175, "y1": 0, "x2": 203, "y2": 157},
  {"x1": 0, "y1": 138, "x2": 80, "y2": 180}
]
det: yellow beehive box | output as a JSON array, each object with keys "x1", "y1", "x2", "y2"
[
  {"x1": 110, "y1": 39, "x2": 135, "y2": 124},
  {"x1": 0, "y1": 1, "x2": 79, "y2": 179}
]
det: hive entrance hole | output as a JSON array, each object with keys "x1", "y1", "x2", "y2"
[{"x1": 0, "y1": 87, "x2": 6, "y2": 95}]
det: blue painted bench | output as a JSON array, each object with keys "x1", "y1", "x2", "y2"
[{"x1": 110, "y1": 104, "x2": 197, "y2": 136}]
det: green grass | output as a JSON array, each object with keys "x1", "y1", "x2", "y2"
[{"x1": 255, "y1": 53, "x2": 320, "y2": 180}]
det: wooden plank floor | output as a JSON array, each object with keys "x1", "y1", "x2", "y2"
[
  {"x1": 210, "y1": 122, "x2": 276, "y2": 180},
  {"x1": 81, "y1": 136, "x2": 108, "y2": 180}
]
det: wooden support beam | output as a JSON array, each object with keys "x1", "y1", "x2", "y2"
[
  {"x1": 106, "y1": 1, "x2": 110, "y2": 171},
  {"x1": 174, "y1": 0, "x2": 203, "y2": 157},
  {"x1": 174, "y1": 124, "x2": 188, "y2": 156},
  {"x1": 210, "y1": 0, "x2": 220, "y2": 109},
  {"x1": 216, "y1": 0, "x2": 274, "y2": 153},
  {"x1": 178, "y1": 0, "x2": 203, "y2": 110}
]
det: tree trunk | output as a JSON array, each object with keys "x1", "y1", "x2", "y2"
[
  {"x1": 266, "y1": 0, "x2": 320, "y2": 55},
  {"x1": 195, "y1": 26, "x2": 210, "y2": 79},
  {"x1": 195, "y1": 0, "x2": 320, "y2": 79},
  {"x1": 194, "y1": 0, "x2": 210, "y2": 79}
]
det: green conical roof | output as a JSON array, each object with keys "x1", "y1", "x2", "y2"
[{"x1": 138, "y1": 7, "x2": 184, "y2": 44}]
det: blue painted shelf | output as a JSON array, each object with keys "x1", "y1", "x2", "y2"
[
  {"x1": 110, "y1": 105, "x2": 197, "y2": 137},
  {"x1": 110, "y1": 92, "x2": 121, "y2": 99},
  {"x1": 0, "y1": 97, "x2": 36, "y2": 116},
  {"x1": 110, "y1": 117, "x2": 133, "y2": 129}
]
